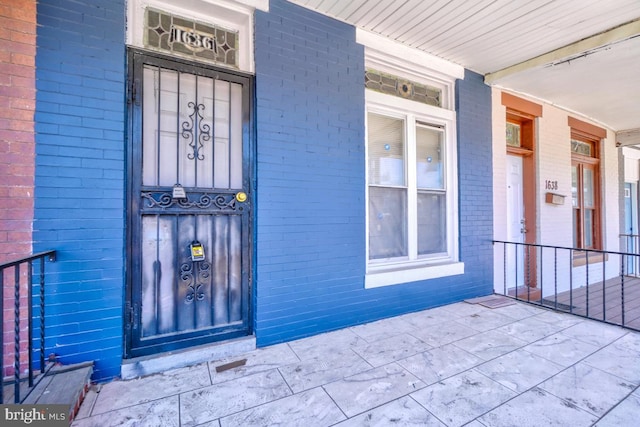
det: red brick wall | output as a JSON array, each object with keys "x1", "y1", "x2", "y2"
[
  {"x1": 0, "y1": 0, "x2": 36, "y2": 264},
  {"x1": 1, "y1": 0, "x2": 36, "y2": 380}
]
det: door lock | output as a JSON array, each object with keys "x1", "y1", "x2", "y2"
[
  {"x1": 189, "y1": 241, "x2": 205, "y2": 262},
  {"x1": 520, "y1": 219, "x2": 527, "y2": 234},
  {"x1": 172, "y1": 183, "x2": 187, "y2": 200}
]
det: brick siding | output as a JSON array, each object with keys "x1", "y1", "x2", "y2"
[
  {"x1": 34, "y1": 0, "x2": 126, "y2": 380},
  {"x1": 25, "y1": 0, "x2": 496, "y2": 380},
  {"x1": 492, "y1": 89, "x2": 619, "y2": 294},
  {"x1": 0, "y1": 0, "x2": 36, "y2": 262},
  {"x1": 455, "y1": 69, "x2": 495, "y2": 295},
  {"x1": 0, "y1": 0, "x2": 37, "y2": 380},
  {"x1": 253, "y1": 1, "x2": 494, "y2": 347}
]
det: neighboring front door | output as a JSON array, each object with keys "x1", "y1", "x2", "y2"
[
  {"x1": 126, "y1": 50, "x2": 253, "y2": 358},
  {"x1": 506, "y1": 154, "x2": 525, "y2": 289}
]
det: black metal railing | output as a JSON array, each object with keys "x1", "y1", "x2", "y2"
[
  {"x1": 620, "y1": 234, "x2": 640, "y2": 277},
  {"x1": 493, "y1": 241, "x2": 639, "y2": 332},
  {"x1": 0, "y1": 250, "x2": 56, "y2": 403}
]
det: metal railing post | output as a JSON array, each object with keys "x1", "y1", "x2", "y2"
[
  {"x1": 28, "y1": 261, "x2": 34, "y2": 388},
  {"x1": 503, "y1": 242, "x2": 507, "y2": 296},
  {"x1": 14, "y1": 265, "x2": 21, "y2": 403},
  {"x1": 526, "y1": 244, "x2": 531, "y2": 301},
  {"x1": 621, "y1": 256, "x2": 626, "y2": 327},
  {"x1": 585, "y1": 251, "x2": 590, "y2": 317},
  {"x1": 554, "y1": 247, "x2": 558, "y2": 309},
  {"x1": 39, "y1": 258, "x2": 46, "y2": 372},
  {"x1": 602, "y1": 255, "x2": 606, "y2": 321},
  {"x1": 570, "y1": 248, "x2": 574, "y2": 313},
  {"x1": 539, "y1": 246, "x2": 544, "y2": 303},
  {"x1": 515, "y1": 243, "x2": 519, "y2": 301}
]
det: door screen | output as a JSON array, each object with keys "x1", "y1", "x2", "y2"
[{"x1": 127, "y1": 50, "x2": 253, "y2": 357}]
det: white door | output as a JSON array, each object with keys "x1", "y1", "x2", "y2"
[{"x1": 506, "y1": 155, "x2": 525, "y2": 289}]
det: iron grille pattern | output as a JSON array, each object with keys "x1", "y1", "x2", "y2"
[
  {"x1": 141, "y1": 191, "x2": 239, "y2": 211},
  {"x1": 182, "y1": 102, "x2": 210, "y2": 161}
]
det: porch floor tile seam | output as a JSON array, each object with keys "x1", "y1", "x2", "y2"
[
  {"x1": 591, "y1": 390, "x2": 638, "y2": 427},
  {"x1": 72, "y1": 302, "x2": 640, "y2": 427}
]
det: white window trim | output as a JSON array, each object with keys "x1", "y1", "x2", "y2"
[
  {"x1": 366, "y1": 262, "x2": 465, "y2": 289},
  {"x1": 365, "y1": 90, "x2": 463, "y2": 288},
  {"x1": 127, "y1": 0, "x2": 264, "y2": 73},
  {"x1": 357, "y1": 28, "x2": 464, "y2": 110}
]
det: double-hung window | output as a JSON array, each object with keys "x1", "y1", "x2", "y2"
[
  {"x1": 571, "y1": 134, "x2": 600, "y2": 250},
  {"x1": 567, "y1": 117, "x2": 605, "y2": 260},
  {"x1": 358, "y1": 29, "x2": 464, "y2": 288},
  {"x1": 365, "y1": 90, "x2": 462, "y2": 288}
]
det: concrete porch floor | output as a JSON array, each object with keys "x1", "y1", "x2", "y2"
[{"x1": 72, "y1": 298, "x2": 640, "y2": 426}]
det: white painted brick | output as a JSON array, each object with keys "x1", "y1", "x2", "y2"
[{"x1": 493, "y1": 89, "x2": 620, "y2": 294}]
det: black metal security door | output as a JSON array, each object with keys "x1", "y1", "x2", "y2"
[{"x1": 126, "y1": 49, "x2": 253, "y2": 358}]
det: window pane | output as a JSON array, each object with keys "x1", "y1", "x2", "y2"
[
  {"x1": 506, "y1": 122, "x2": 521, "y2": 147},
  {"x1": 571, "y1": 139, "x2": 592, "y2": 156},
  {"x1": 583, "y1": 168, "x2": 594, "y2": 208},
  {"x1": 368, "y1": 113, "x2": 405, "y2": 186},
  {"x1": 416, "y1": 125, "x2": 444, "y2": 189},
  {"x1": 573, "y1": 208, "x2": 579, "y2": 247},
  {"x1": 417, "y1": 192, "x2": 446, "y2": 255},
  {"x1": 369, "y1": 187, "x2": 407, "y2": 259},
  {"x1": 365, "y1": 69, "x2": 442, "y2": 107},
  {"x1": 584, "y1": 209, "x2": 593, "y2": 247},
  {"x1": 571, "y1": 166, "x2": 578, "y2": 207}
]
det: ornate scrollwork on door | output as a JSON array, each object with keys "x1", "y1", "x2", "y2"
[
  {"x1": 179, "y1": 257, "x2": 210, "y2": 303},
  {"x1": 142, "y1": 192, "x2": 238, "y2": 211},
  {"x1": 182, "y1": 101, "x2": 211, "y2": 161}
]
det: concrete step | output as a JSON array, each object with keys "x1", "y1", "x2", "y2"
[
  {"x1": 22, "y1": 361, "x2": 94, "y2": 423},
  {"x1": 121, "y1": 335, "x2": 256, "y2": 379}
]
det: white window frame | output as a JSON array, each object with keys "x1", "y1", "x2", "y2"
[
  {"x1": 365, "y1": 90, "x2": 463, "y2": 288},
  {"x1": 358, "y1": 29, "x2": 465, "y2": 289},
  {"x1": 366, "y1": 96, "x2": 468, "y2": 292}
]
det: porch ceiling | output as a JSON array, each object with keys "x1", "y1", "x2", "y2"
[{"x1": 288, "y1": 0, "x2": 640, "y2": 134}]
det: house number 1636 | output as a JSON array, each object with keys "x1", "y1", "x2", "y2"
[{"x1": 545, "y1": 180, "x2": 558, "y2": 190}]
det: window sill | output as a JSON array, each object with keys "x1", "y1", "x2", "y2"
[
  {"x1": 572, "y1": 252, "x2": 608, "y2": 267},
  {"x1": 365, "y1": 262, "x2": 465, "y2": 289}
]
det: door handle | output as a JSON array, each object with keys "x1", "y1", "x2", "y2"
[{"x1": 235, "y1": 192, "x2": 247, "y2": 202}]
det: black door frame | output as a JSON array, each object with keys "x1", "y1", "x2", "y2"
[{"x1": 124, "y1": 48, "x2": 255, "y2": 358}]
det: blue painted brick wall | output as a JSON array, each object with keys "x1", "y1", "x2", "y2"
[
  {"x1": 456, "y1": 69, "x2": 495, "y2": 295},
  {"x1": 254, "y1": 0, "x2": 494, "y2": 346},
  {"x1": 35, "y1": 0, "x2": 125, "y2": 381},
  {"x1": 31, "y1": 0, "x2": 494, "y2": 377}
]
